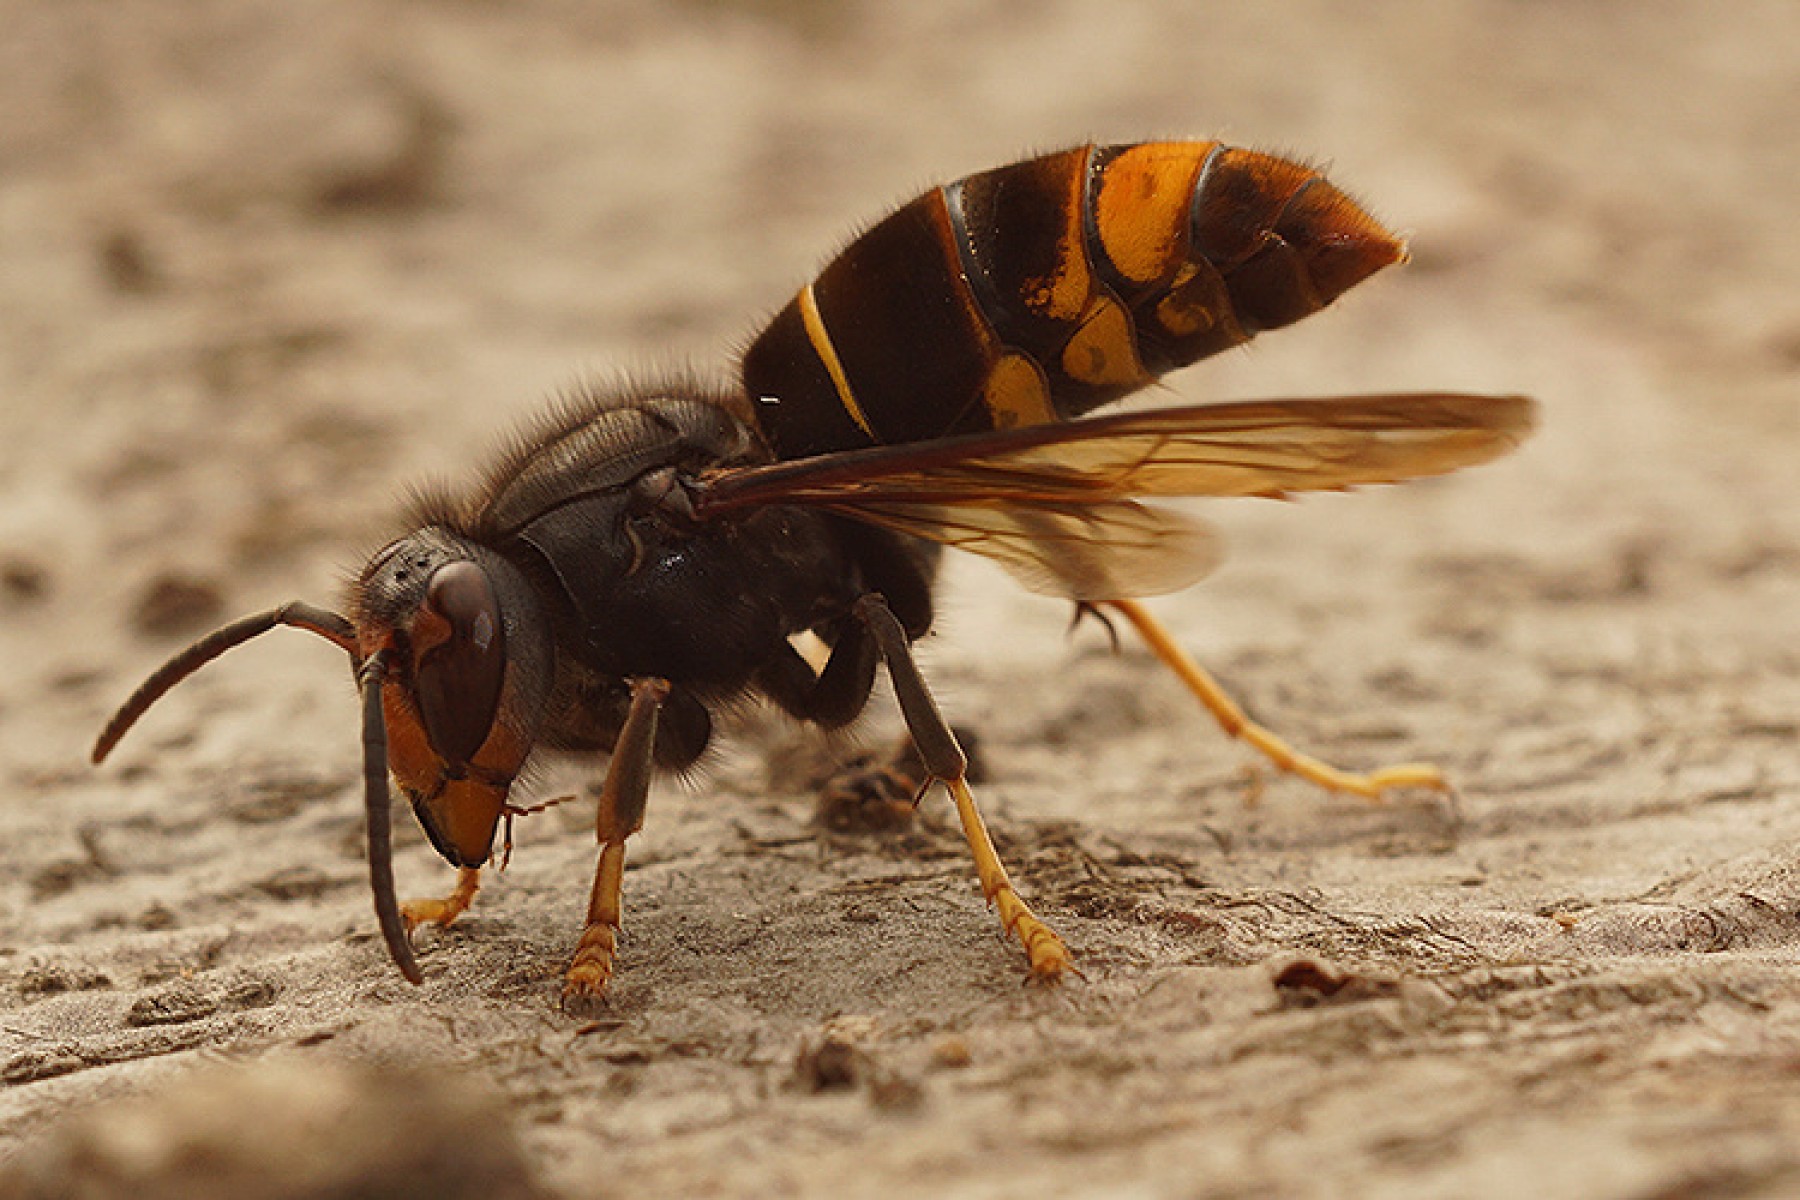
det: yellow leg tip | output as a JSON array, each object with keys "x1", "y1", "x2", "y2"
[
  {"x1": 1360, "y1": 770, "x2": 1447, "y2": 798},
  {"x1": 562, "y1": 926, "x2": 619, "y2": 1008},
  {"x1": 561, "y1": 964, "x2": 613, "y2": 1003},
  {"x1": 1314, "y1": 760, "x2": 1452, "y2": 802},
  {"x1": 1017, "y1": 917, "x2": 1075, "y2": 984},
  {"x1": 401, "y1": 897, "x2": 455, "y2": 933},
  {"x1": 995, "y1": 890, "x2": 1075, "y2": 983},
  {"x1": 401, "y1": 868, "x2": 481, "y2": 933}
]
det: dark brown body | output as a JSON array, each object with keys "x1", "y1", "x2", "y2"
[{"x1": 366, "y1": 393, "x2": 940, "y2": 869}]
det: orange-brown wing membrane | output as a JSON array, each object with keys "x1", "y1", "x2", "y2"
[
  {"x1": 696, "y1": 392, "x2": 1532, "y2": 602},
  {"x1": 970, "y1": 393, "x2": 1536, "y2": 500}
]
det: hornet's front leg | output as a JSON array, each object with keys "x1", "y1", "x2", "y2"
[
  {"x1": 563, "y1": 676, "x2": 668, "y2": 1007},
  {"x1": 403, "y1": 866, "x2": 482, "y2": 933},
  {"x1": 853, "y1": 594, "x2": 1073, "y2": 983}
]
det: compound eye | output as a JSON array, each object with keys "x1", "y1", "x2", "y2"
[{"x1": 412, "y1": 561, "x2": 507, "y2": 766}]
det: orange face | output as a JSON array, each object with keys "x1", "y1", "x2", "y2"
[
  {"x1": 380, "y1": 682, "x2": 529, "y2": 866},
  {"x1": 357, "y1": 651, "x2": 531, "y2": 869},
  {"x1": 358, "y1": 557, "x2": 534, "y2": 868},
  {"x1": 347, "y1": 531, "x2": 560, "y2": 870}
]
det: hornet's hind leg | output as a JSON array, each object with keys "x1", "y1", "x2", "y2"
[
  {"x1": 1106, "y1": 598, "x2": 1448, "y2": 800},
  {"x1": 854, "y1": 594, "x2": 1073, "y2": 983}
]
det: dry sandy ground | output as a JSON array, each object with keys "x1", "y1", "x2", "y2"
[{"x1": 1, "y1": 2, "x2": 1797, "y2": 1196}]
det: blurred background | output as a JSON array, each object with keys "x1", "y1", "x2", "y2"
[{"x1": 1, "y1": 2, "x2": 1796, "y2": 1196}]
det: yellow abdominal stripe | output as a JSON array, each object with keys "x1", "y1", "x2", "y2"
[{"x1": 798, "y1": 283, "x2": 875, "y2": 438}]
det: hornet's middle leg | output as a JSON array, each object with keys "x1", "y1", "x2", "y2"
[{"x1": 854, "y1": 594, "x2": 1072, "y2": 983}]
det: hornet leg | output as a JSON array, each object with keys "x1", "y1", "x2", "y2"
[
  {"x1": 563, "y1": 676, "x2": 668, "y2": 1006},
  {"x1": 402, "y1": 866, "x2": 482, "y2": 932},
  {"x1": 854, "y1": 594, "x2": 1072, "y2": 983},
  {"x1": 1107, "y1": 598, "x2": 1447, "y2": 800}
]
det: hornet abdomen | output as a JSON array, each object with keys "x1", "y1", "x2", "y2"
[{"x1": 741, "y1": 141, "x2": 1407, "y2": 459}]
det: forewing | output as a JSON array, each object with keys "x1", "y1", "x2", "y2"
[
  {"x1": 702, "y1": 393, "x2": 1534, "y2": 509},
  {"x1": 696, "y1": 392, "x2": 1533, "y2": 601}
]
